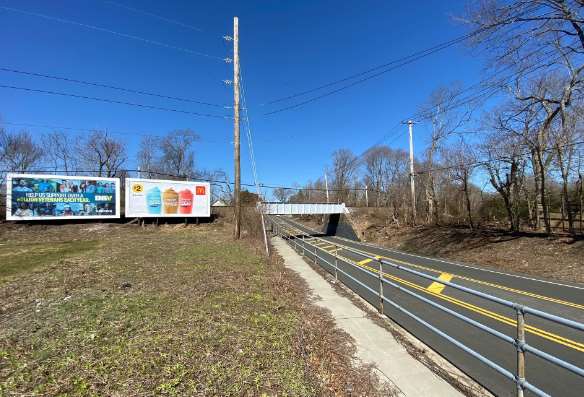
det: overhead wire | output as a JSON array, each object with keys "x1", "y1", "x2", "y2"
[
  {"x1": 104, "y1": 0, "x2": 205, "y2": 33},
  {"x1": 415, "y1": 140, "x2": 584, "y2": 176},
  {"x1": 1, "y1": 121, "x2": 163, "y2": 138},
  {"x1": 0, "y1": 121, "x2": 228, "y2": 145},
  {"x1": 262, "y1": 7, "x2": 553, "y2": 116},
  {"x1": 263, "y1": 32, "x2": 478, "y2": 107},
  {"x1": 0, "y1": 167, "x2": 259, "y2": 189},
  {"x1": 0, "y1": 67, "x2": 231, "y2": 109},
  {"x1": 0, "y1": 84, "x2": 232, "y2": 119},
  {"x1": 239, "y1": 67, "x2": 262, "y2": 197},
  {"x1": 0, "y1": 5, "x2": 226, "y2": 61}
]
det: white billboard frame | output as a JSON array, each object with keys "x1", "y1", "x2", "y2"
[
  {"x1": 6, "y1": 173, "x2": 121, "y2": 221},
  {"x1": 124, "y1": 178, "x2": 211, "y2": 218}
]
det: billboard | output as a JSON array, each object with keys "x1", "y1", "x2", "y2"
[
  {"x1": 6, "y1": 173, "x2": 120, "y2": 220},
  {"x1": 125, "y1": 178, "x2": 210, "y2": 218}
]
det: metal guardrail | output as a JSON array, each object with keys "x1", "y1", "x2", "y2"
[{"x1": 268, "y1": 216, "x2": 584, "y2": 397}]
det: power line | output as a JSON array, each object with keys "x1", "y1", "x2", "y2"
[
  {"x1": 0, "y1": 84, "x2": 233, "y2": 119},
  {"x1": 415, "y1": 140, "x2": 584, "y2": 176},
  {"x1": 262, "y1": 8, "x2": 553, "y2": 116},
  {"x1": 0, "y1": 6, "x2": 227, "y2": 62},
  {"x1": 240, "y1": 68, "x2": 262, "y2": 196},
  {"x1": 5, "y1": 139, "x2": 580, "y2": 194},
  {"x1": 0, "y1": 121, "x2": 226, "y2": 144},
  {"x1": 0, "y1": 67, "x2": 230, "y2": 109},
  {"x1": 0, "y1": 167, "x2": 259, "y2": 188},
  {"x1": 411, "y1": 48, "x2": 563, "y2": 122},
  {"x1": 263, "y1": 38, "x2": 473, "y2": 116},
  {"x1": 263, "y1": 33, "x2": 477, "y2": 107},
  {"x1": 104, "y1": 0, "x2": 204, "y2": 33},
  {"x1": 1, "y1": 121, "x2": 164, "y2": 138}
]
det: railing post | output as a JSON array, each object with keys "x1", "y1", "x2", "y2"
[
  {"x1": 334, "y1": 248, "x2": 339, "y2": 282},
  {"x1": 301, "y1": 234, "x2": 305, "y2": 257},
  {"x1": 516, "y1": 306, "x2": 526, "y2": 397},
  {"x1": 378, "y1": 258, "x2": 384, "y2": 314},
  {"x1": 313, "y1": 245, "x2": 317, "y2": 264}
]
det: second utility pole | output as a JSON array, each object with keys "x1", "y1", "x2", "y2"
[
  {"x1": 233, "y1": 16, "x2": 241, "y2": 239},
  {"x1": 407, "y1": 120, "x2": 416, "y2": 225}
]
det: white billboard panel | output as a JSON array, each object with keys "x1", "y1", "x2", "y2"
[
  {"x1": 6, "y1": 173, "x2": 120, "y2": 220},
  {"x1": 125, "y1": 178, "x2": 210, "y2": 218}
]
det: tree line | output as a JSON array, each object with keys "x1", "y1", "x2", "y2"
[
  {"x1": 0, "y1": 128, "x2": 233, "y2": 202},
  {"x1": 279, "y1": 1, "x2": 584, "y2": 235}
]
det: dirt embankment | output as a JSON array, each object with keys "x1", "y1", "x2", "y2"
[{"x1": 347, "y1": 209, "x2": 584, "y2": 284}]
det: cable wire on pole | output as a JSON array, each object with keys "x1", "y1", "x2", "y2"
[
  {"x1": 240, "y1": 68, "x2": 261, "y2": 196},
  {"x1": 0, "y1": 121, "x2": 228, "y2": 144},
  {"x1": 262, "y1": 8, "x2": 554, "y2": 116},
  {"x1": 104, "y1": 0, "x2": 205, "y2": 33},
  {"x1": 0, "y1": 67, "x2": 231, "y2": 108},
  {"x1": 0, "y1": 6, "x2": 227, "y2": 61},
  {"x1": 0, "y1": 84, "x2": 233, "y2": 119}
]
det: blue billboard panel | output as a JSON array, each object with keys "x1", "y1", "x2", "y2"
[{"x1": 6, "y1": 174, "x2": 120, "y2": 220}]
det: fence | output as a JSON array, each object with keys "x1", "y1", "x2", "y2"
[{"x1": 268, "y1": 215, "x2": 584, "y2": 397}]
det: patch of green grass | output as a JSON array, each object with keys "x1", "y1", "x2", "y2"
[{"x1": 0, "y1": 240, "x2": 100, "y2": 280}]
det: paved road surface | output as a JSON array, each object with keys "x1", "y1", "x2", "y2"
[{"x1": 270, "y1": 215, "x2": 584, "y2": 397}]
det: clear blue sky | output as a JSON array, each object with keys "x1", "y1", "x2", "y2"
[{"x1": 0, "y1": 0, "x2": 487, "y2": 191}]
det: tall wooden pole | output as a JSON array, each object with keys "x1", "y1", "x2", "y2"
[
  {"x1": 233, "y1": 17, "x2": 241, "y2": 239},
  {"x1": 408, "y1": 120, "x2": 416, "y2": 225}
]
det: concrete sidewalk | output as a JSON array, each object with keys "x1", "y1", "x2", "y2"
[{"x1": 272, "y1": 237, "x2": 463, "y2": 397}]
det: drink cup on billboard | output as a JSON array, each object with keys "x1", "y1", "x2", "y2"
[
  {"x1": 146, "y1": 187, "x2": 162, "y2": 215},
  {"x1": 163, "y1": 188, "x2": 179, "y2": 214},
  {"x1": 178, "y1": 189, "x2": 193, "y2": 214}
]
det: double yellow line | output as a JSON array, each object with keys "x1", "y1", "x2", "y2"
[
  {"x1": 276, "y1": 220, "x2": 584, "y2": 352},
  {"x1": 328, "y1": 240, "x2": 584, "y2": 311},
  {"x1": 345, "y1": 252, "x2": 584, "y2": 352}
]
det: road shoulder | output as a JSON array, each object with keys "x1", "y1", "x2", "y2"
[{"x1": 272, "y1": 236, "x2": 468, "y2": 397}]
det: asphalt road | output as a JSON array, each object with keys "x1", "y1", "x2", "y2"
[{"x1": 269, "y1": 215, "x2": 584, "y2": 397}]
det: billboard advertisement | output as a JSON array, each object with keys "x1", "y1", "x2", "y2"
[
  {"x1": 6, "y1": 173, "x2": 120, "y2": 220},
  {"x1": 125, "y1": 178, "x2": 210, "y2": 218}
]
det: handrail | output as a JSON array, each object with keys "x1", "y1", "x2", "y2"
[
  {"x1": 281, "y1": 216, "x2": 584, "y2": 332},
  {"x1": 268, "y1": 215, "x2": 584, "y2": 397}
]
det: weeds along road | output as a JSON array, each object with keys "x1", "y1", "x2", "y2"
[{"x1": 270, "y1": 215, "x2": 584, "y2": 397}]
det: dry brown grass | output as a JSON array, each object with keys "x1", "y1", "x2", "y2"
[{"x1": 0, "y1": 220, "x2": 392, "y2": 396}]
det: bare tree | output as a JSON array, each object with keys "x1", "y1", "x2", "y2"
[
  {"x1": 198, "y1": 169, "x2": 232, "y2": 203},
  {"x1": 331, "y1": 149, "x2": 358, "y2": 203},
  {"x1": 137, "y1": 135, "x2": 160, "y2": 178},
  {"x1": 363, "y1": 145, "x2": 408, "y2": 208},
  {"x1": 42, "y1": 131, "x2": 77, "y2": 174},
  {"x1": 480, "y1": 133, "x2": 526, "y2": 232},
  {"x1": 442, "y1": 138, "x2": 477, "y2": 229},
  {"x1": 419, "y1": 84, "x2": 472, "y2": 224},
  {"x1": 0, "y1": 129, "x2": 44, "y2": 172},
  {"x1": 158, "y1": 129, "x2": 199, "y2": 179},
  {"x1": 78, "y1": 131, "x2": 126, "y2": 177},
  {"x1": 552, "y1": 106, "x2": 582, "y2": 233},
  {"x1": 466, "y1": 1, "x2": 584, "y2": 233},
  {"x1": 273, "y1": 187, "x2": 292, "y2": 203}
]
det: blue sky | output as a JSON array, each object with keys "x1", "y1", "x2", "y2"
[{"x1": 0, "y1": 0, "x2": 487, "y2": 191}]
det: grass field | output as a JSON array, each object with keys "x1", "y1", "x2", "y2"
[{"x1": 0, "y1": 221, "x2": 389, "y2": 396}]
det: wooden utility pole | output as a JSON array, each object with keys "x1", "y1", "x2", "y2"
[
  {"x1": 407, "y1": 120, "x2": 416, "y2": 225},
  {"x1": 324, "y1": 171, "x2": 330, "y2": 203},
  {"x1": 233, "y1": 16, "x2": 241, "y2": 239}
]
